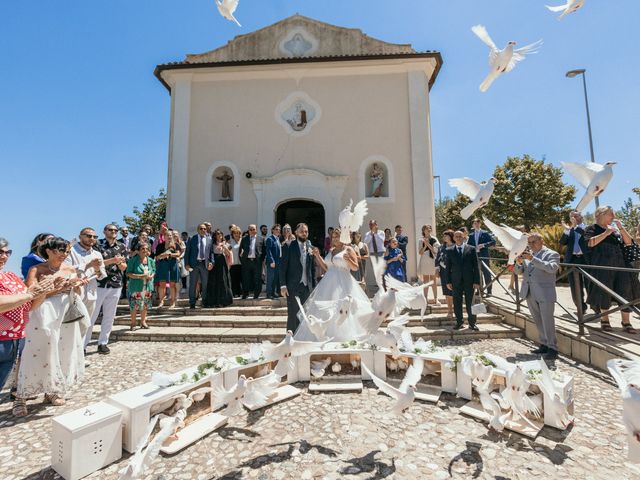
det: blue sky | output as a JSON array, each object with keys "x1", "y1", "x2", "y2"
[{"x1": 2, "y1": 0, "x2": 639, "y2": 273}]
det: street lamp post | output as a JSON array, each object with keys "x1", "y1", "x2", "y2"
[
  {"x1": 433, "y1": 175, "x2": 442, "y2": 204},
  {"x1": 566, "y1": 68, "x2": 599, "y2": 207}
]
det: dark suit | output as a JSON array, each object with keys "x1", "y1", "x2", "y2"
[
  {"x1": 265, "y1": 234, "x2": 282, "y2": 297},
  {"x1": 279, "y1": 240, "x2": 316, "y2": 332},
  {"x1": 559, "y1": 225, "x2": 590, "y2": 312},
  {"x1": 445, "y1": 244, "x2": 481, "y2": 327},
  {"x1": 185, "y1": 234, "x2": 213, "y2": 307},
  {"x1": 239, "y1": 235, "x2": 265, "y2": 298},
  {"x1": 467, "y1": 229, "x2": 496, "y2": 294}
]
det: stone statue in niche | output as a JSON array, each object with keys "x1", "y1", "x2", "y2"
[
  {"x1": 283, "y1": 33, "x2": 313, "y2": 57},
  {"x1": 370, "y1": 163, "x2": 384, "y2": 198},
  {"x1": 216, "y1": 169, "x2": 233, "y2": 201},
  {"x1": 285, "y1": 102, "x2": 309, "y2": 132}
]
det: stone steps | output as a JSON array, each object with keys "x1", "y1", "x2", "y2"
[
  {"x1": 91, "y1": 322, "x2": 523, "y2": 344},
  {"x1": 109, "y1": 313, "x2": 504, "y2": 329}
]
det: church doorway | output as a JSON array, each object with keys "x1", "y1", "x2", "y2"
[{"x1": 276, "y1": 200, "x2": 325, "y2": 249}]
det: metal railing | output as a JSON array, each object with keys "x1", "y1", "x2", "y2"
[{"x1": 475, "y1": 255, "x2": 640, "y2": 336}]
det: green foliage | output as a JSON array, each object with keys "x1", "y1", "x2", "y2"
[
  {"x1": 616, "y1": 189, "x2": 640, "y2": 233},
  {"x1": 533, "y1": 224, "x2": 566, "y2": 257},
  {"x1": 435, "y1": 195, "x2": 471, "y2": 233},
  {"x1": 484, "y1": 155, "x2": 576, "y2": 231},
  {"x1": 122, "y1": 189, "x2": 167, "y2": 233}
]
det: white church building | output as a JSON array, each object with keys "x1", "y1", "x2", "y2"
[{"x1": 155, "y1": 15, "x2": 442, "y2": 278}]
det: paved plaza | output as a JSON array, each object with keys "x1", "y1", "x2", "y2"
[{"x1": 1, "y1": 337, "x2": 638, "y2": 480}]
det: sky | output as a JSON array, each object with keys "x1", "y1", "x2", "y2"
[{"x1": 2, "y1": 0, "x2": 639, "y2": 273}]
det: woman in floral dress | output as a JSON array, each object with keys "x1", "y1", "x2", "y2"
[{"x1": 126, "y1": 242, "x2": 156, "y2": 330}]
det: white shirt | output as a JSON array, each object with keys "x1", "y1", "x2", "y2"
[
  {"x1": 248, "y1": 236, "x2": 257, "y2": 259},
  {"x1": 563, "y1": 223, "x2": 586, "y2": 255},
  {"x1": 363, "y1": 230, "x2": 385, "y2": 256},
  {"x1": 298, "y1": 240, "x2": 308, "y2": 286},
  {"x1": 229, "y1": 238, "x2": 241, "y2": 266},
  {"x1": 65, "y1": 242, "x2": 107, "y2": 301},
  {"x1": 121, "y1": 235, "x2": 132, "y2": 251}
]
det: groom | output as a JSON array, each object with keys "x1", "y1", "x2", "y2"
[{"x1": 279, "y1": 223, "x2": 317, "y2": 332}]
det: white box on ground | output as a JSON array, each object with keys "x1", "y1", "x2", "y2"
[
  {"x1": 51, "y1": 402, "x2": 122, "y2": 480},
  {"x1": 297, "y1": 344, "x2": 375, "y2": 381},
  {"x1": 106, "y1": 367, "x2": 222, "y2": 453}
]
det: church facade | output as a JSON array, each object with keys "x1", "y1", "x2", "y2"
[{"x1": 155, "y1": 15, "x2": 442, "y2": 278}]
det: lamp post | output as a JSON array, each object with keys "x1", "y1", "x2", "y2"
[
  {"x1": 433, "y1": 175, "x2": 442, "y2": 204},
  {"x1": 566, "y1": 68, "x2": 598, "y2": 207}
]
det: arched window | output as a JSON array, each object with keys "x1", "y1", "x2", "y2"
[
  {"x1": 205, "y1": 161, "x2": 239, "y2": 207},
  {"x1": 358, "y1": 155, "x2": 394, "y2": 203}
]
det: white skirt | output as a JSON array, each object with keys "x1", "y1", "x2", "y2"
[
  {"x1": 418, "y1": 253, "x2": 437, "y2": 276},
  {"x1": 17, "y1": 294, "x2": 89, "y2": 398}
]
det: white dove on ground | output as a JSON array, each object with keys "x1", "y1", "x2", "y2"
[
  {"x1": 483, "y1": 217, "x2": 529, "y2": 265},
  {"x1": 213, "y1": 375, "x2": 249, "y2": 417},
  {"x1": 449, "y1": 177, "x2": 497, "y2": 219},
  {"x1": 360, "y1": 315, "x2": 411, "y2": 359},
  {"x1": 151, "y1": 371, "x2": 183, "y2": 388},
  {"x1": 350, "y1": 358, "x2": 361, "y2": 369},
  {"x1": 608, "y1": 358, "x2": 640, "y2": 462},
  {"x1": 215, "y1": 0, "x2": 241, "y2": 27},
  {"x1": 471, "y1": 25, "x2": 542, "y2": 92},
  {"x1": 338, "y1": 199, "x2": 368, "y2": 244},
  {"x1": 397, "y1": 358, "x2": 409, "y2": 371},
  {"x1": 464, "y1": 360, "x2": 508, "y2": 432},
  {"x1": 331, "y1": 362, "x2": 342, "y2": 373},
  {"x1": 310, "y1": 357, "x2": 332, "y2": 378},
  {"x1": 242, "y1": 372, "x2": 281, "y2": 409},
  {"x1": 296, "y1": 296, "x2": 332, "y2": 340},
  {"x1": 536, "y1": 360, "x2": 574, "y2": 429},
  {"x1": 362, "y1": 358, "x2": 424, "y2": 415},
  {"x1": 546, "y1": 0, "x2": 585, "y2": 20},
  {"x1": 262, "y1": 330, "x2": 328, "y2": 378},
  {"x1": 384, "y1": 275, "x2": 432, "y2": 321},
  {"x1": 386, "y1": 358, "x2": 399, "y2": 372},
  {"x1": 561, "y1": 161, "x2": 616, "y2": 212}
]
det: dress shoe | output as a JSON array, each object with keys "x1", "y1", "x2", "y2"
[
  {"x1": 253, "y1": 295, "x2": 260, "y2": 299},
  {"x1": 189, "y1": 305, "x2": 195, "y2": 310},
  {"x1": 544, "y1": 348, "x2": 558, "y2": 360},
  {"x1": 469, "y1": 325, "x2": 479, "y2": 331},
  {"x1": 242, "y1": 295, "x2": 248, "y2": 300},
  {"x1": 531, "y1": 345, "x2": 549, "y2": 354},
  {"x1": 453, "y1": 323, "x2": 464, "y2": 331},
  {"x1": 97, "y1": 345, "x2": 110, "y2": 355}
]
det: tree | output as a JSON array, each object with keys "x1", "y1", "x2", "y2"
[
  {"x1": 483, "y1": 155, "x2": 576, "y2": 230},
  {"x1": 617, "y1": 189, "x2": 640, "y2": 232},
  {"x1": 122, "y1": 189, "x2": 167, "y2": 233},
  {"x1": 435, "y1": 195, "x2": 470, "y2": 233}
]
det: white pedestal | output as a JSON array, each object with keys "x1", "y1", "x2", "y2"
[
  {"x1": 421, "y1": 350, "x2": 458, "y2": 394},
  {"x1": 243, "y1": 384, "x2": 301, "y2": 411},
  {"x1": 51, "y1": 402, "x2": 122, "y2": 480},
  {"x1": 106, "y1": 368, "x2": 222, "y2": 453},
  {"x1": 160, "y1": 412, "x2": 227, "y2": 455}
]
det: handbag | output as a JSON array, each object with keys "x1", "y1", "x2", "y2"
[
  {"x1": 179, "y1": 260, "x2": 189, "y2": 278},
  {"x1": 471, "y1": 290, "x2": 487, "y2": 315},
  {"x1": 622, "y1": 242, "x2": 640, "y2": 265},
  {"x1": 63, "y1": 290, "x2": 87, "y2": 324}
]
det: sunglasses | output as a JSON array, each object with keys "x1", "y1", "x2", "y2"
[
  {"x1": 106, "y1": 228, "x2": 118, "y2": 232},
  {"x1": 83, "y1": 234, "x2": 98, "y2": 239},
  {"x1": 0, "y1": 249, "x2": 12, "y2": 257}
]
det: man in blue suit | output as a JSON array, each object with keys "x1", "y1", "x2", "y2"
[
  {"x1": 184, "y1": 223, "x2": 213, "y2": 309},
  {"x1": 265, "y1": 224, "x2": 282, "y2": 299},
  {"x1": 467, "y1": 218, "x2": 496, "y2": 295},
  {"x1": 559, "y1": 211, "x2": 590, "y2": 313}
]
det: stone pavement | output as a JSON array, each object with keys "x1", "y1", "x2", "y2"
[{"x1": 1, "y1": 338, "x2": 638, "y2": 480}]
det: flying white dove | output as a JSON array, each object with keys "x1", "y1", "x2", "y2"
[
  {"x1": 608, "y1": 358, "x2": 640, "y2": 462},
  {"x1": 338, "y1": 199, "x2": 369, "y2": 244},
  {"x1": 495, "y1": 366, "x2": 542, "y2": 427},
  {"x1": 362, "y1": 358, "x2": 424, "y2": 415},
  {"x1": 262, "y1": 330, "x2": 328, "y2": 378},
  {"x1": 449, "y1": 177, "x2": 497, "y2": 219},
  {"x1": 360, "y1": 315, "x2": 411, "y2": 359},
  {"x1": 483, "y1": 217, "x2": 528, "y2": 265},
  {"x1": 248, "y1": 344, "x2": 263, "y2": 362},
  {"x1": 464, "y1": 360, "x2": 508, "y2": 432},
  {"x1": 471, "y1": 25, "x2": 542, "y2": 92},
  {"x1": 384, "y1": 275, "x2": 432, "y2": 321},
  {"x1": 215, "y1": 0, "x2": 241, "y2": 27},
  {"x1": 296, "y1": 296, "x2": 333, "y2": 340},
  {"x1": 546, "y1": 0, "x2": 585, "y2": 20},
  {"x1": 310, "y1": 357, "x2": 332, "y2": 378},
  {"x1": 151, "y1": 371, "x2": 182, "y2": 388},
  {"x1": 242, "y1": 372, "x2": 281, "y2": 409},
  {"x1": 213, "y1": 375, "x2": 249, "y2": 417},
  {"x1": 314, "y1": 295, "x2": 354, "y2": 326},
  {"x1": 536, "y1": 360, "x2": 574, "y2": 429},
  {"x1": 561, "y1": 161, "x2": 616, "y2": 212}
]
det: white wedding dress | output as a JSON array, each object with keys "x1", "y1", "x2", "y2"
[
  {"x1": 17, "y1": 293, "x2": 90, "y2": 398},
  {"x1": 294, "y1": 249, "x2": 373, "y2": 342}
]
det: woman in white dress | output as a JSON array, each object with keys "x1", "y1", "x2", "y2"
[
  {"x1": 294, "y1": 228, "x2": 374, "y2": 342},
  {"x1": 14, "y1": 237, "x2": 90, "y2": 416},
  {"x1": 418, "y1": 224, "x2": 440, "y2": 304}
]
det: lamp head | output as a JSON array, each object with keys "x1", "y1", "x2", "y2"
[{"x1": 566, "y1": 69, "x2": 586, "y2": 78}]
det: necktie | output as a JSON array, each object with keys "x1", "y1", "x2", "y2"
[
  {"x1": 199, "y1": 236, "x2": 204, "y2": 260},
  {"x1": 372, "y1": 232, "x2": 379, "y2": 254},
  {"x1": 458, "y1": 246, "x2": 463, "y2": 256}
]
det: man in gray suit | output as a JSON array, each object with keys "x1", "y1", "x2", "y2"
[{"x1": 515, "y1": 233, "x2": 560, "y2": 359}]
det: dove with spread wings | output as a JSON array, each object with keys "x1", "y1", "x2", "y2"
[
  {"x1": 546, "y1": 0, "x2": 585, "y2": 20},
  {"x1": 471, "y1": 25, "x2": 542, "y2": 92},
  {"x1": 561, "y1": 161, "x2": 616, "y2": 212},
  {"x1": 215, "y1": 0, "x2": 241, "y2": 26},
  {"x1": 449, "y1": 177, "x2": 496, "y2": 220},
  {"x1": 362, "y1": 358, "x2": 424, "y2": 415},
  {"x1": 608, "y1": 358, "x2": 640, "y2": 462},
  {"x1": 482, "y1": 218, "x2": 528, "y2": 265},
  {"x1": 338, "y1": 199, "x2": 368, "y2": 244}
]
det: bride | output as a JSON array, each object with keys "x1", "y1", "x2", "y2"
[{"x1": 294, "y1": 227, "x2": 373, "y2": 342}]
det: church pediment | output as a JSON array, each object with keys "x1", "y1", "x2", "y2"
[{"x1": 185, "y1": 14, "x2": 415, "y2": 64}]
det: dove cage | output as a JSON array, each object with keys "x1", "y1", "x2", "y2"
[
  {"x1": 223, "y1": 353, "x2": 299, "y2": 389},
  {"x1": 378, "y1": 351, "x2": 452, "y2": 403},
  {"x1": 106, "y1": 367, "x2": 224, "y2": 453},
  {"x1": 51, "y1": 401, "x2": 122, "y2": 480},
  {"x1": 226, "y1": 358, "x2": 301, "y2": 410},
  {"x1": 301, "y1": 344, "x2": 374, "y2": 392}
]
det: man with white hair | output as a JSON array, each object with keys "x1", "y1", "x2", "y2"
[{"x1": 515, "y1": 233, "x2": 561, "y2": 359}]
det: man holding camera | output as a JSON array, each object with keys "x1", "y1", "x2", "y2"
[{"x1": 515, "y1": 233, "x2": 560, "y2": 359}]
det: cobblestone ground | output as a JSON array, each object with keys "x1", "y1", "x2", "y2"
[{"x1": 1, "y1": 338, "x2": 638, "y2": 480}]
